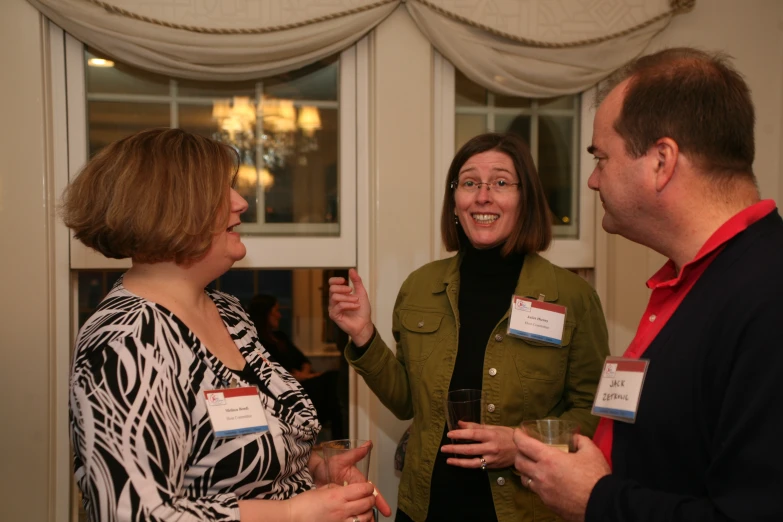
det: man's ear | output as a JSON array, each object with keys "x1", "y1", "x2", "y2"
[{"x1": 652, "y1": 137, "x2": 679, "y2": 192}]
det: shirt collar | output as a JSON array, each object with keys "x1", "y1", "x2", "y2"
[{"x1": 647, "y1": 199, "x2": 776, "y2": 289}]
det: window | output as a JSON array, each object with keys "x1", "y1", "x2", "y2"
[
  {"x1": 67, "y1": 40, "x2": 359, "y2": 269},
  {"x1": 455, "y1": 71, "x2": 580, "y2": 239},
  {"x1": 76, "y1": 269, "x2": 342, "y2": 355},
  {"x1": 434, "y1": 53, "x2": 596, "y2": 268}
]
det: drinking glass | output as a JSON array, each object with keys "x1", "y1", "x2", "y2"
[
  {"x1": 520, "y1": 419, "x2": 579, "y2": 452},
  {"x1": 321, "y1": 439, "x2": 373, "y2": 486}
]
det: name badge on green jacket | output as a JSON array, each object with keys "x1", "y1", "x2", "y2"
[{"x1": 507, "y1": 295, "x2": 566, "y2": 346}]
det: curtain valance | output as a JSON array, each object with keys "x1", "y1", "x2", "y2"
[{"x1": 27, "y1": 0, "x2": 694, "y2": 95}]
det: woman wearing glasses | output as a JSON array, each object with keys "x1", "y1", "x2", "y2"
[{"x1": 329, "y1": 133, "x2": 609, "y2": 522}]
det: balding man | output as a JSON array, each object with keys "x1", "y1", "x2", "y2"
[{"x1": 513, "y1": 47, "x2": 783, "y2": 522}]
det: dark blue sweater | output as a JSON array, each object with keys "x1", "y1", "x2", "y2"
[{"x1": 587, "y1": 210, "x2": 783, "y2": 522}]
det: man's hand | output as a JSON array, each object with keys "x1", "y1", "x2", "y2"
[{"x1": 513, "y1": 429, "x2": 611, "y2": 522}]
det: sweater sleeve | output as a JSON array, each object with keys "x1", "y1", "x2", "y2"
[
  {"x1": 70, "y1": 335, "x2": 241, "y2": 521},
  {"x1": 585, "y1": 299, "x2": 783, "y2": 522}
]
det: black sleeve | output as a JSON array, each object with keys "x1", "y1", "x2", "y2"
[{"x1": 586, "y1": 300, "x2": 783, "y2": 522}]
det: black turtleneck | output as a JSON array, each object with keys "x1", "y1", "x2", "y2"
[{"x1": 398, "y1": 244, "x2": 524, "y2": 522}]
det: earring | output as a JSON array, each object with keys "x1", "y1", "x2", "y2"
[{"x1": 454, "y1": 215, "x2": 460, "y2": 226}]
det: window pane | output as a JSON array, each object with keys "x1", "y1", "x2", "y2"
[
  {"x1": 455, "y1": 70, "x2": 487, "y2": 106},
  {"x1": 455, "y1": 114, "x2": 486, "y2": 150},
  {"x1": 77, "y1": 270, "x2": 124, "y2": 326},
  {"x1": 177, "y1": 79, "x2": 257, "y2": 98},
  {"x1": 83, "y1": 49, "x2": 341, "y2": 238},
  {"x1": 539, "y1": 116, "x2": 575, "y2": 231},
  {"x1": 219, "y1": 270, "x2": 256, "y2": 306},
  {"x1": 494, "y1": 95, "x2": 532, "y2": 109},
  {"x1": 88, "y1": 102, "x2": 169, "y2": 156},
  {"x1": 179, "y1": 103, "x2": 221, "y2": 138},
  {"x1": 495, "y1": 114, "x2": 531, "y2": 145},
  {"x1": 265, "y1": 57, "x2": 339, "y2": 101},
  {"x1": 453, "y1": 71, "x2": 579, "y2": 238},
  {"x1": 86, "y1": 50, "x2": 169, "y2": 95},
  {"x1": 539, "y1": 96, "x2": 574, "y2": 110},
  {"x1": 254, "y1": 107, "x2": 339, "y2": 229}
]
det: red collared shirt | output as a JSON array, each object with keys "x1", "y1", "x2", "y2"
[{"x1": 593, "y1": 199, "x2": 776, "y2": 467}]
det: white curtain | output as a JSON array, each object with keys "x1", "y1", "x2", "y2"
[
  {"x1": 27, "y1": 0, "x2": 694, "y2": 94},
  {"x1": 27, "y1": 0, "x2": 399, "y2": 80},
  {"x1": 407, "y1": 0, "x2": 695, "y2": 96}
]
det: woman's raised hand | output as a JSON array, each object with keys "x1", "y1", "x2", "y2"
[{"x1": 328, "y1": 268, "x2": 374, "y2": 347}]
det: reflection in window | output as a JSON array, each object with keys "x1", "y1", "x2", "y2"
[
  {"x1": 84, "y1": 50, "x2": 340, "y2": 237},
  {"x1": 454, "y1": 71, "x2": 580, "y2": 238}
]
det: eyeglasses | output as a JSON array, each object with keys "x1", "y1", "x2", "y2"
[{"x1": 450, "y1": 179, "x2": 520, "y2": 194}]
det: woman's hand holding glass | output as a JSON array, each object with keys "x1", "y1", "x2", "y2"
[
  {"x1": 441, "y1": 422, "x2": 518, "y2": 470},
  {"x1": 286, "y1": 484, "x2": 380, "y2": 522},
  {"x1": 309, "y1": 443, "x2": 392, "y2": 520},
  {"x1": 328, "y1": 268, "x2": 375, "y2": 347}
]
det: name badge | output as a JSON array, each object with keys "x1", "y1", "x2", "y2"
[
  {"x1": 591, "y1": 357, "x2": 649, "y2": 423},
  {"x1": 204, "y1": 386, "x2": 269, "y2": 438},
  {"x1": 507, "y1": 295, "x2": 567, "y2": 345}
]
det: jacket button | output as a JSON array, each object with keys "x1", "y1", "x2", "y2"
[
  {"x1": 494, "y1": 334, "x2": 503, "y2": 342},
  {"x1": 417, "y1": 321, "x2": 424, "y2": 328},
  {"x1": 496, "y1": 477, "x2": 506, "y2": 486},
  {"x1": 487, "y1": 403, "x2": 495, "y2": 413},
  {"x1": 488, "y1": 368, "x2": 497, "y2": 376}
]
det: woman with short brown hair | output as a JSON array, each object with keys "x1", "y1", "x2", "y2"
[{"x1": 63, "y1": 128, "x2": 389, "y2": 522}]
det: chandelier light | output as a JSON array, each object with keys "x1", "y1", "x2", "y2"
[{"x1": 211, "y1": 96, "x2": 320, "y2": 173}]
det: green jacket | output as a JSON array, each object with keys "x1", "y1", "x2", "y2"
[{"x1": 346, "y1": 252, "x2": 609, "y2": 522}]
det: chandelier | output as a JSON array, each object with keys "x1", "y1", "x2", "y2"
[{"x1": 211, "y1": 96, "x2": 322, "y2": 191}]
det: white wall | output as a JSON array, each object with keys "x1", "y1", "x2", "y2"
[
  {"x1": 361, "y1": 7, "x2": 434, "y2": 516},
  {"x1": 2, "y1": 0, "x2": 782, "y2": 520},
  {"x1": 0, "y1": 0, "x2": 59, "y2": 520}
]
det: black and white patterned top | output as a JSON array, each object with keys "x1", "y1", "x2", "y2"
[{"x1": 69, "y1": 281, "x2": 320, "y2": 521}]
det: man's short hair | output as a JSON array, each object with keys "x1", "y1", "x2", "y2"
[
  {"x1": 60, "y1": 128, "x2": 239, "y2": 264},
  {"x1": 597, "y1": 47, "x2": 755, "y2": 177}
]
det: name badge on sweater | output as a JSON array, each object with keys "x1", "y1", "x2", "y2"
[
  {"x1": 592, "y1": 357, "x2": 649, "y2": 423},
  {"x1": 204, "y1": 386, "x2": 269, "y2": 438},
  {"x1": 507, "y1": 295, "x2": 566, "y2": 345}
]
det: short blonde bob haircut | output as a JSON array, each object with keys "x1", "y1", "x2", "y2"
[
  {"x1": 61, "y1": 128, "x2": 238, "y2": 265},
  {"x1": 441, "y1": 133, "x2": 552, "y2": 256}
]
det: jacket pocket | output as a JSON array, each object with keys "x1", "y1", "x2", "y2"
[
  {"x1": 399, "y1": 309, "x2": 444, "y2": 361},
  {"x1": 511, "y1": 323, "x2": 574, "y2": 382}
]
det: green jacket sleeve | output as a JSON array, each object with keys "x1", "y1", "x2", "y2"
[
  {"x1": 344, "y1": 280, "x2": 415, "y2": 420},
  {"x1": 556, "y1": 288, "x2": 609, "y2": 437}
]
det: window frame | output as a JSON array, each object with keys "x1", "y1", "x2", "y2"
[
  {"x1": 65, "y1": 38, "x2": 360, "y2": 269},
  {"x1": 434, "y1": 52, "x2": 597, "y2": 268}
]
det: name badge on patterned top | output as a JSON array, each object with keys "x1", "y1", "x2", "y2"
[
  {"x1": 507, "y1": 295, "x2": 567, "y2": 345},
  {"x1": 204, "y1": 387, "x2": 269, "y2": 438}
]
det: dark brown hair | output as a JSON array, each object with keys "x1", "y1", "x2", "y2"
[
  {"x1": 599, "y1": 47, "x2": 755, "y2": 177},
  {"x1": 60, "y1": 128, "x2": 239, "y2": 264},
  {"x1": 247, "y1": 294, "x2": 280, "y2": 349},
  {"x1": 440, "y1": 133, "x2": 552, "y2": 256}
]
